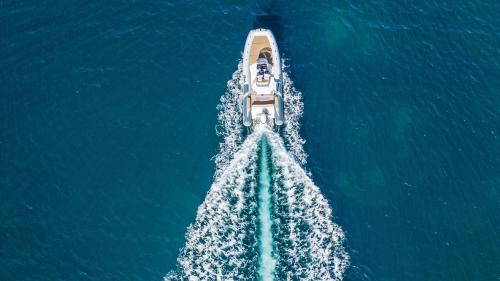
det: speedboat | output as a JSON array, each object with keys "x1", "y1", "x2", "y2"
[{"x1": 241, "y1": 29, "x2": 284, "y2": 128}]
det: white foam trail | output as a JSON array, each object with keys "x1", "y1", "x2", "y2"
[
  {"x1": 214, "y1": 63, "x2": 244, "y2": 179},
  {"x1": 165, "y1": 130, "x2": 264, "y2": 280},
  {"x1": 266, "y1": 130, "x2": 349, "y2": 281},
  {"x1": 257, "y1": 135, "x2": 276, "y2": 280},
  {"x1": 282, "y1": 62, "x2": 307, "y2": 165}
]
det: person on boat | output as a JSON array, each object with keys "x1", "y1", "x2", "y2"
[{"x1": 257, "y1": 58, "x2": 270, "y2": 82}]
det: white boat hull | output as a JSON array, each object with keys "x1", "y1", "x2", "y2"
[{"x1": 241, "y1": 29, "x2": 284, "y2": 128}]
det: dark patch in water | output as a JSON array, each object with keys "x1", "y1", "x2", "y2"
[{"x1": 253, "y1": 14, "x2": 284, "y2": 43}]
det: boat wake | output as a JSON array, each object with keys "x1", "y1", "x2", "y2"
[{"x1": 165, "y1": 65, "x2": 349, "y2": 280}]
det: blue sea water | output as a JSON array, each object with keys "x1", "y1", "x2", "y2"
[{"x1": 1, "y1": 1, "x2": 499, "y2": 281}]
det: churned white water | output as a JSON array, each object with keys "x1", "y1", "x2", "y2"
[{"x1": 266, "y1": 130, "x2": 349, "y2": 280}]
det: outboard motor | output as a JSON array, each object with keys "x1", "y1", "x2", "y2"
[{"x1": 259, "y1": 108, "x2": 270, "y2": 124}]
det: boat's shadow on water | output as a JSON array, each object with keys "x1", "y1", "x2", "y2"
[{"x1": 253, "y1": 14, "x2": 284, "y2": 43}]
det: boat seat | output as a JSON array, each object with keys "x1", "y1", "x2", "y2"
[{"x1": 252, "y1": 99, "x2": 275, "y2": 107}]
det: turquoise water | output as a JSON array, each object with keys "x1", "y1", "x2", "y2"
[
  {"x1": 1, "y1": 1, "x2": 499, "y2": 281},
  {"x1": 256, "y1": 137, "x2": 276, "y2": 281}
]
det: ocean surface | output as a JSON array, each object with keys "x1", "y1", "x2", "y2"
[{"x1": 1, "y1": 1, "x2": 499, "y2": 280}]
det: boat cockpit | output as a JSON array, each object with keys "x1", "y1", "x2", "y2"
[{"x1": 256, "y1": 57, "x2": 271, "y2": 85}]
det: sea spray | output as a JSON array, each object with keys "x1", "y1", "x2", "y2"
[{"x1": 256, "y1": 135, "x2": 276, "y2": 280}]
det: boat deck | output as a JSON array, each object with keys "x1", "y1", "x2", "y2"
[{"x1": 249, "y1": 36, "x2": 271, "y2": 65}]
